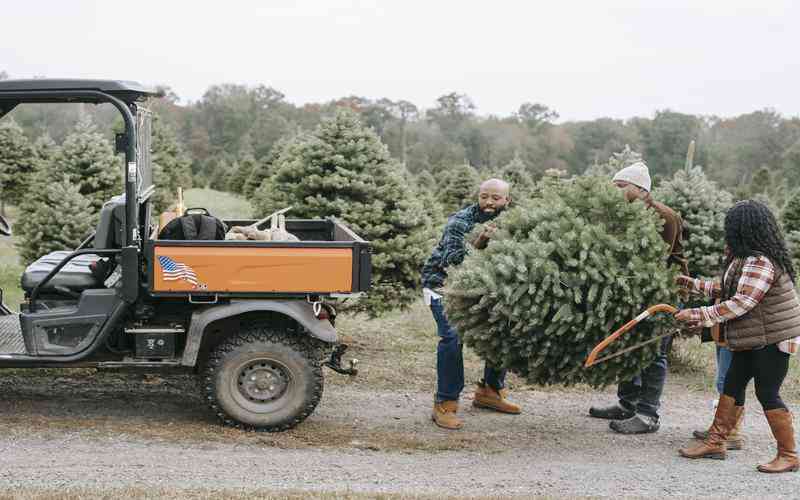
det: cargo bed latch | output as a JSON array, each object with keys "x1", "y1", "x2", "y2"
[{"x1": 324, "y1": 344, "x2": 358, "y2": 376}]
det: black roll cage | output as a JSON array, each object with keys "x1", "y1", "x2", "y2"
[
  {"x1": 0, "y1": 81, "x2": 159, "y2": 310},
  {"x1": 0, "y1": 89, "x2": 138, "y2": 245}
]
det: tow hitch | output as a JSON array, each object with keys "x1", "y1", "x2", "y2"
[{"x1": 324, "y1": 344, "x2": 359, "y2": 376}]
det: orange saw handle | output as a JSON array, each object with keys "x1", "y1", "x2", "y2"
[{"x1": 584, "y1": 304, "x2": 678, "y2": 368}]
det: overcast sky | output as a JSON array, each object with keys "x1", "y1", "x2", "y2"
[{"x1": 2, "y1": 1, "x2": 799, "y2": 121}]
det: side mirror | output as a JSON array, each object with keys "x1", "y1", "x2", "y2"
[{"x1": 0, "y1": 215, "x2": 10, "y2": 236}]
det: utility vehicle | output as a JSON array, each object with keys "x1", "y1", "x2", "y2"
[{"x1": 0, "y1": 79, "x2": 370, "y2": 430}]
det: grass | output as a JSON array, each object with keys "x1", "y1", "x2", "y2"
[
  {"x1": 0, "y1": 206, "x2": 23, "y2": 311},
  {"x1": 183, "y1": 188, "x2": 253, "y2": 219},
  {"x1": 332, "y1": 303, "x2": 531, "y2": 393}
]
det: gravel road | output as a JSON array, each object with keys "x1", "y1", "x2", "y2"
[{"x1": 1, "y1": 370, "x2": 798, "y2": 498}]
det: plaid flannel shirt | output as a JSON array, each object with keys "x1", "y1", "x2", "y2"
[
  {"x1": 421, "y1": 204, "x2": 494, "y2": 290},
  {"x1": 678, "y1": 255, "x2": 800, "y2": 355}
]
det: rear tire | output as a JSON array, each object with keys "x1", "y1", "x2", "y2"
[{"x1": 203, "y1": 325, "x2": 323, "y2": 431}]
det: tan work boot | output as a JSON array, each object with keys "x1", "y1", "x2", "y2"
[
  {"x1": 757, "y1": 408, "x2": 799, "y2": 473},
  {"x1": 432, "y1": 400, "x2": 463, "y2": 430},
  {"x1": 679, "y1": 395, "x2": 738, "y2": 460},
  {"x1": 693, "y1": 405, "x2": 745, "y2": 450},
  {"x1": 472, "y1": 383, "x2": 521, "y2": 414}
]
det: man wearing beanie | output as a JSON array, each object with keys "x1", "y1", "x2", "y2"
[{"x1": 588, "y1": 161, "x2": 689, "y2": 434}]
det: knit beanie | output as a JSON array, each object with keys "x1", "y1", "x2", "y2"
[{"x1": 612, "y1": 161, "x2": 651, "y2": 192}]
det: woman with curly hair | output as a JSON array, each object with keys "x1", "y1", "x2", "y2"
[{"x1": 674, "y1": 200, "x2": 800, "y2": 473}]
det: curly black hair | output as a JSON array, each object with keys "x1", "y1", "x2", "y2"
[{"x1": 724, "y1": 200, "x2": 795, "y2": 283}]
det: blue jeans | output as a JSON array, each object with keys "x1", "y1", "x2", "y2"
[
  {"x1": 430, "y1": 297, "x2": 506, "y2": 402},
  {"x1": 617, "y1": 335, "x2": 672, "y2": 420},
  {"x1": 715, "y1": 345, "x2": 733, "y2": 395}
]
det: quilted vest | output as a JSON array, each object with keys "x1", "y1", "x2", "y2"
[{"x1": 724, "y1": 260, "x2": 800, "y2": 351}]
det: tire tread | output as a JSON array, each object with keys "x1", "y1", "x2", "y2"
[{"x1": 202, "y1": 326, "x2": 323, "y2": 432}]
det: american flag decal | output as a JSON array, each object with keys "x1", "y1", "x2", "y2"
[{"x1": 158, "y1": 256, "x2": 205, "y2": 289}]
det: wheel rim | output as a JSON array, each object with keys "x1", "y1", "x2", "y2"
[{"x1": 231, "y1": 358, "x2": 294, "y2": 414}]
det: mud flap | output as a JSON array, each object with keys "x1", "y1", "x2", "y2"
[{"x1": 182, "y1": 299, "x2": 337, "y2": 367}]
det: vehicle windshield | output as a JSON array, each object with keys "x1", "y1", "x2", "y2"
[{"x1": 135, "y1": 105, "x2": 153, "y2": 199}]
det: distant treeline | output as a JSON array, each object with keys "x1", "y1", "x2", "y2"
[{"x1": 2, "y1": 72, "x2": 799, "y2": 200}]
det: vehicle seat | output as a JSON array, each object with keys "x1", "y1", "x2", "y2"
[
  {"x1": 20, "y1": 195, "x2": 125, "y2": 294},
  {"x1": 20, "y1": 250, "x2": 102, "y2": 294}
]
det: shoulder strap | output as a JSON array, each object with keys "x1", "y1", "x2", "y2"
[
  {"x1": 180, "y1": 214, "x2": 201, "y2": 240},
  {"x1": 196, "y1": 215, "x2": 219, "y2": 240}
]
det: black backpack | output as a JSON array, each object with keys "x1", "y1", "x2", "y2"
[{"x1": 158, "y1": 208, "x2": 227, "y2": 240}]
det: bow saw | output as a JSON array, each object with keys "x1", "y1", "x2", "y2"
[{"x1": 584, "y1": 304, "x2": 679, "y2": 368}]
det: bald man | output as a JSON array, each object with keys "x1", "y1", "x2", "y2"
[{"x1": 421, "y1": 178, "x2": 522, "y2": 430}]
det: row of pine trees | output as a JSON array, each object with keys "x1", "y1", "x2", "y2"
[
  {"x1": 2, "y1": 106, "x2": 800, "y2": 318},
  {"x1": 0, "y1": 114, "x2": 192, "y2": 262}
]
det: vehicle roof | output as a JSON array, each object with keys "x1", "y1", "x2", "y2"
[{"x1": 0, "y1": 79, "x2": 159, "y2": 102}]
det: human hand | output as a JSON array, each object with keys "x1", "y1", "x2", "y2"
[
  {"x1": 473, "y1": 223, "x2": 497, "y2": 249},
  {"x1": 673, "y1": 309, "x2": 702, "y2": 329},
  {"x1": 481, "y1": 222, "x2": 498, "y2": 240}
]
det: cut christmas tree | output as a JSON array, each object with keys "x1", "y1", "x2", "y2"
[{"x1": 443, "y1": 176, "x2": 679, "y2": 387}]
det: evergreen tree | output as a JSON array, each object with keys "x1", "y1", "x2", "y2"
[
  {"x1": 56, "y1": 115, "x2": 119, "y2": 212},
  {"x1": 583, "y1": 145, "x2": 642, "y2": 177},
  {"x1": 496, "y1": 154, "x2": 535, "y2": 199},
  {"x1": 749, "y1": 166, "x2": 773, "y2": 196},
  {"x1": 654, "y1": 166, "x2": 733, "y2": 278},
  {"x1": 528, "y1": 167, "x2": 570, "y2": 200},
  {"x1": 207, "y1": 158, "x2": 233, "y2": 192},
  {"x1": 243, "y1": 138, "x2": 291, "y2": 197},
  {"x1": 0, "y1": 118, "x2": 37, "y2": 211},
  {"x1": 785, "y1": 230, "x2": 800, "y2": 275},
  {"x1": 410, "y1": 169, "x2": 445, "y2": 249},
  {"x1": 226, "y1": 159, "x2": 247, "y2": 194},
  {"x1": 752, "y1": 192, "x2": 781, "y2": 217},
  {"x1": 15, "y1": 175, "x2": 94, "y2": 263},
  {"x1": 196, "y1": 154, "x2": 231, "y2": 191},
  {"x1": 239, "y1": 154, "x2": 262, "y2": 197},
  {"x1": 444, "y1": 176, "x2": 678, "y2": 387},
  {"x1": 253, "y1": 109, "x2": 431, "y2": 315},
  {"x1": 782, "y1": 190, "x2": 800, "y2": 233},
  {"x1": 440, "y1": 162, "x2": 480, "y2": 214},
  {"x1": 32, "y1": 134, "x2": 59, "y2": 176},
  {"x1": 151, "y1": 116, "x2": 193, "y2": 212}
]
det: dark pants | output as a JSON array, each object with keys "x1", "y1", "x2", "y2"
[
  {"x1": 723, "y1": 343, "x2": 790, "y2": 411},
  {"x1": 430, "y1": 297, "x2": 506, "y2": 402},
  {"x1": 618, "y1": 335, "x2": 672, "y2": 419}
]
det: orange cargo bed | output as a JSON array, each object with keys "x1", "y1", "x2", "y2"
[{"x1": 147, "y1": 218, "x2": 371, "y2": 297}]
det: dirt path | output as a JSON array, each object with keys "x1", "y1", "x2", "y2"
[{"x1": 1, "y1": 370, "x2": 798, "y2": 498}]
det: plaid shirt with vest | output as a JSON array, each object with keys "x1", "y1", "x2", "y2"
[
  {"x1": 678, "y1": 255, "x2": 800, "y2": 354},
  {"x1": 421, "y1": 204, "x2": 495, "y2": 290}
]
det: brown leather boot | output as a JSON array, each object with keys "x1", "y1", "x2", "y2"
[
  {"x1": 679, "y1": 395, "x2": 738, "y2": 460},
  {"x1": 432, "y1": 400, "x2": 463, "y2": 430},
  {"x1": 693, "y1": 405, "x2": 745, "y2": 450},
  {"x1": 757, "y1": 408, "x2": 799, "y2": 473},
  {"x1": 472, "y1": 383, "x2": 521, "y2": 414}
]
